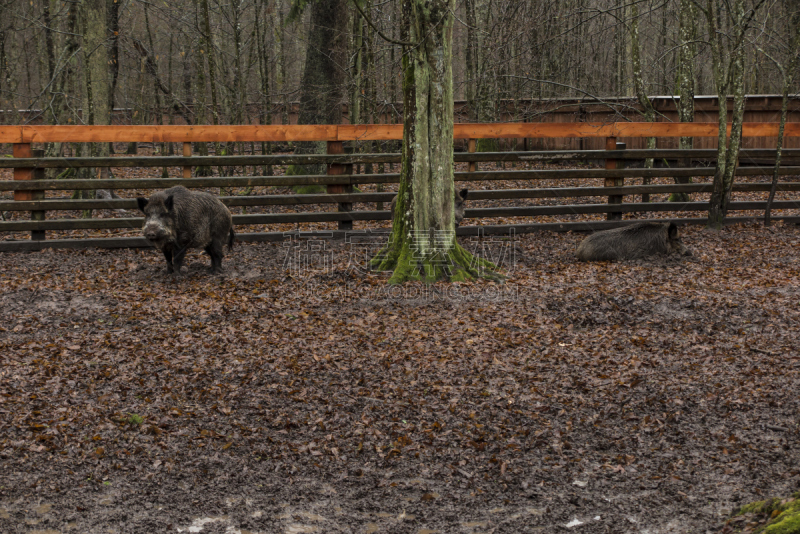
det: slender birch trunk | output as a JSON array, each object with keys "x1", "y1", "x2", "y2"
[
  {"x1": 671, "y1": 0, "x2": 696, "y2": 202},
  {"x1": 765, "y1": 10, "x2": 800, "y2": 226}
]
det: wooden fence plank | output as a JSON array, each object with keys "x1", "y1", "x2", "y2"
[
  {"x1": 3, "y1": 182, "x2": 800, "y2": 212},
  {"x1": 182, "y1": 142, "x2": 192, "y2": 178},
  {"x1": 4, "y1": 149, "x2": 800, "y2": 169},
  {"x1": 3, "y1": 165, "x2": 800, "y2": 192},
  {"x1": 337, "y1": 124, "x2": 404, "y2": 141},
  {"x1": 0, "y1": 154, "x2": 404, "y2": 169},
  {"x1": 5, "y1": 217, "x2": 800, "y2": 252},
  {"x1": 326, "y1": 140, "x2": 353, "y2": 230},
  {"x1": 2, "y1": 125, "x2": 340, "y2": 144},
  {"x1": 12, "y1": 143, "x2": 33, "y2": 200},
  {"x1": 3, "y1": 200, "x2": 799, "y2": 232},
  {"x1": 605, "y1": 138, "x2": 621, "y2": 220},
  {"x1": 3, "y1": 122, "x2": 800, "y2": 144}
]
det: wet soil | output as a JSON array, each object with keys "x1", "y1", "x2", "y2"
[{"x1": 1, "y1": 223, "x2": 800, "y2": 533}]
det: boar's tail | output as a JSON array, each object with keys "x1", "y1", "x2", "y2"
[{"x1": 227, "y1": 227, "x2": 236, "y2": 250}]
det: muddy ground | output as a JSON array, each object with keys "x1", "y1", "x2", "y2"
[{"x1": 1, "y1": 223, "x2": 799, "y2": 533}]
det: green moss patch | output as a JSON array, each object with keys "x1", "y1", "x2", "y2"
[{"x1": 725, "y1": 496, "x2": 800, "y2": 534}]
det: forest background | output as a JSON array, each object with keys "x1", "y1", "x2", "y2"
[{"x1": 0, "y1": 0, "x2": 796, "y2": 132}]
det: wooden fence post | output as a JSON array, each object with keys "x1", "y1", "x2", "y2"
[
  {"x1": 327, "y1": 140, "x2": 352, "y2": 230},
  {"x1": 468, "y1": 138, "x2": 477, "y2": 173},
  {"x1": 182, "y1": 142, "x2": 192, "y2": 178},
  {"x1": 13, "y1": 144, "x2": 45, "y2": 241},
  {"x1": 605, "y1": 137, "x2": 624, "y2": 221}
]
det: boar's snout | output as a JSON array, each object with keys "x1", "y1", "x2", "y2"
[{"x1": 143, "y1": 221, "x2": 169, "y2": 241}]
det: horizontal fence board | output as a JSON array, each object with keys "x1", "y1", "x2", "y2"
[
  {"x1": 4, "y1": 166, "x2": 800, "y2": 192},
  {"x1": 457, "y1": 217, "x2": 800, "y2": 235},
  {"x1": 2, "y1": 217, "x2": 799, "y2": 252},
  {"x1": 3, "y1": 122, "x2": 800, "y2": 144},
  {"x1": 3, "y1": 130, "x2": 800, "y2": 250},
  {"x1": 5, "y1": 183, "x2": 800, "y2": 212},
  {"x1": 3, "y1": 200, "x2": 799, "y2": 231},
  {"x1": 0, "y1": 193, "x2": 398, "y2": 211},
  {"x1": 465, "y1": 200, "x2": 800, "y2": 218},
  {"x1": 0, "y1": 174, "x2": 398, "y2": 191},
  {"x1": 0, "y1": 125, "x2": 340, "y2": 144},
  {"x1": 0, "y1": 211, "x2": 388, "y2": 231},
  {"x1": 4, "y1": 148, "x2": 800, "y2": 169},
  {"x1": 0, "y1": 153, "x2": 403, "y2": 169}
]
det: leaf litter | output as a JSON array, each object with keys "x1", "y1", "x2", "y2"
[{"x1": 0, "y1": 221, "x2": 799, "y2": 533}]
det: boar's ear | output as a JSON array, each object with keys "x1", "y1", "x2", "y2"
[
  {"x1": 164, "y1": 194, "x2": 175, "y2": 211},
  {"x1": 668, "y1": 222, "x2": 678, "y2": 239},
  {"x1": 136, "y1": 197, "x2": 148, "y2": 213},
  {"x1": 459, "y1": 188, "x2": 469, "y2": 200}
]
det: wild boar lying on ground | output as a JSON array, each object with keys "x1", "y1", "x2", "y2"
[
  {"x1": 390, "y1": 188, "x2": 469, "y2": 226},
  {"x1": 137, "y1": 186, "x2": 235, "y2": 274},
  {"x1": 576, "y1": 222, "x2": 692, "y2": 261}
]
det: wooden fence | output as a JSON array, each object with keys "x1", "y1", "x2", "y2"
[
  {"x1": 1, "y1": 122, "x2": 800, "y2": 252},
  {"x1": 7, "y1": 94, "x2": 799, "y2": 150}
]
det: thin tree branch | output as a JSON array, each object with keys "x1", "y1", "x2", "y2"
[{"x1": 350, "y1": 0, "x2": 415, "y2": 47}]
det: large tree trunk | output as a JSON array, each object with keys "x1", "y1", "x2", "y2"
[
  {"x1": 287, "y1": 0, "x2": 349, "y2": 181},
  {"x1": 371, "y1": 0, "x2": 497, "y2": 284}
]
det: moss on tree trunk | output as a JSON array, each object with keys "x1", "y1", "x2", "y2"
[{"x1": 370, "y1": 0, "x2": 500, "y2": 284}]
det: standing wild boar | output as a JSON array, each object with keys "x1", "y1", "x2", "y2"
[
  {"x1": 137, "y1": 186, "x2": 235, "y2": 274},
  {"x1": 576, "y1": 222, "x2": 692, "y2": 261},
  {"x1": 390, "y1": 188, "x2": 469, "y2": 226}
]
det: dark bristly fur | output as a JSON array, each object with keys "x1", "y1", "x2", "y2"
[
  {"x1": 137, "y1": 186, "x2": 234, "y2": 274},
  {"x1": 576, "y1": 222, "x2": 692, "y2": 261}
]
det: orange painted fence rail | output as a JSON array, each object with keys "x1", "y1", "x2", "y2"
[
  {"x1": 2, "y1": 122, "x2": 800, "y2": 143},
  {"x1": 2, "y1": 122, "x2": 800, "y2": 252}
]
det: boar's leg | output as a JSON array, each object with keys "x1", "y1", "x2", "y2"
[
  {"x1": 205, "y1": 239, "x2": 225, "y2": 274},
  {"x1": 162, "y1": 248, "x2": 175, "y2": 274},
  {"x1": 172, "y1": 243, "x2": 189, "y2": 275}
]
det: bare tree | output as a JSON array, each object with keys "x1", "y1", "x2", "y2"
[
  {"x1": 286, "y1": 0, "x2": 350, "y2": 182},
  {"x1": 670, "y1": 0, "x2": 697, "y2": 203},
  {"x1": 698, "y1": 0, "x2": 766, "y2": 230},
  {"x1": 764, "y1": 6, "x2": 800, "y2": 226},
  {"x1": 77, "y1": 0, "x2": 112, "y2": 208}
]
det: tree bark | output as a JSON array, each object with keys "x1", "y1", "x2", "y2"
[
  {"x1": 629, "y1": 3, "x2": 656, "y2": 202},
  {"x1": 108, "y1": 0, "x2": 120, "y2": 154},
  {"x1": 765, "y1": 10, "x2": 800, "y2": 226},
  {"x1": 704, "y1": 0, "x2": 755, "y2": 230},
  {"x1": 78, "y1": 0, "x2": 111, "y2": 209},
  {"x1": 254, "y1": 0, "x2": 272, "y2": 176},
  {"x1": 465, "y1": 0, "x2": 498, "y2": 152},
  {"x1": 43, "y1": 0, "x2": 81, "y2": 174},
  {"x1": 370, "y1": 0, "x2": 498, "y2": 284},
  {"x1": 287, "y1": 0, "x2": 349, "y2": 182},
  {"x1": 671, "y1": 0, "x2": 696, "y2": 203},
  {"x1": 350, "y1": 5, "x2": 363, "y2": 126}
]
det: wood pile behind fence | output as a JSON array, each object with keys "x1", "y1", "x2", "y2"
[{"x1": 1, "y1": 122, "x2": 800, "y2": 252}]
